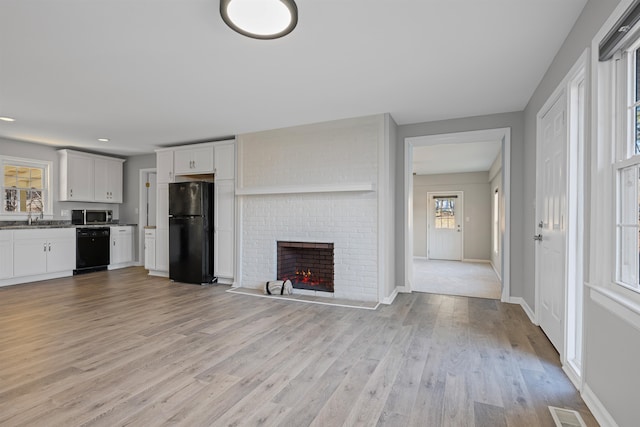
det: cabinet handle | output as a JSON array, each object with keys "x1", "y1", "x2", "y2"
[
  {"x1": 48, "y1": 243, "x2": 51, "y2": 252},
  {"x1": 113, "y1": 241, "x2": 116, "y2": 246},
  {"x1": 43, "y1": 243, "x2": 46, "y2": 252}
]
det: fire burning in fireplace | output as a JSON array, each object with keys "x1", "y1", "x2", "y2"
[{"x1": 277, "y1": 241, "x2": 334, "y2": 292}]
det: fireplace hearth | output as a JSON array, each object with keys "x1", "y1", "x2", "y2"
[{"x1": 277, "y1": 241, "x2": 334, "y2": 293}]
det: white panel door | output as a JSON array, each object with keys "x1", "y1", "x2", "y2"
[
  {"x1": 428, "y1": 193, "x2": 463, "y2": 260},
  {"x1": 536, "y1": 93, "x2": 567, "y2": 355}
]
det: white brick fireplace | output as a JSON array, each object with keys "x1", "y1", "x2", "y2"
[{"x1": 235, "y1": 114, "x2": 397, "y2": 303}]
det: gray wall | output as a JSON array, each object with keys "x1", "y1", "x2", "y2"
[
  {"x1": 0, "y1": 138, "x2": 121, "y2": 220},
  {"x1": 413, "y1": 172, "x2": 491, "y2": 261},
  {"x1": 396, "y1": 112, "x2": 525, "y2": 297},
  {"x1": 119, "y1": 153, "x2": 156, "y2": 225}
]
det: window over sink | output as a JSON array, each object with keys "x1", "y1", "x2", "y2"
[{"x1": 1, "y1": 156, "x2": 52, "y2": 217}]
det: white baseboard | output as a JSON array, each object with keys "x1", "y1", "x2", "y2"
[
  {"x1": 382, "y1": 288, "x2": 399, "y2": 305},
  {"x1": 0, "y1": 270, "x2": 73, "y2": 288},
  {"x1": 413, "y1": 256, "x2": 427, "y2": 260},
  {"x1": 108, "y1": 261, "x2": 136, "y2": 270},
  {"x1": 148, "y1": 270, "x2": 169, "y2": 278},
  {"x1": 562, "y1": 363, "x2": 581, "y2": 392},
  {"x1": 490, "y1": 261, "x2": 502, "y2": 280},
  {"x1": 509, "y1": 297, "x2": 537, "y2": 324},
  {"x1": 397, "y1": 285, "x2": 411, "y2": 294},
  {"x1": 462, "y1": 258, "x2": 491, "y2": 263},
  {"x1": 582, "y1": 383, "x2": 619, "y2": 427}
]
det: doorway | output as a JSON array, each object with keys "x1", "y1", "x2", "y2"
[
  {"x1": 534, "y1": 50, "x2": 586, "y2": 387},
  {"x1": 404, "y1": 128, "x2": 511, "y2": 302},
  {"x1": 138, "y1": 168, "x2": 157, "y2": 266}
]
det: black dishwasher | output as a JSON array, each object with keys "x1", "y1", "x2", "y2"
[{"x1": 75, "y1": 227, "x2": 110, "y2": 274}]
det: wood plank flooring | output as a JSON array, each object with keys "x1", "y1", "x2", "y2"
[{"x1": 0, "y1": 267, "x2": 597, "y2": 426}]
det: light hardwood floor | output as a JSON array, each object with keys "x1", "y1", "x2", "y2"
[{"x1": 0, "y1": 267, "x2": 596, "y2": 426}]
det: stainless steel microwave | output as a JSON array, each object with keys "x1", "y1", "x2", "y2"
[{"x1": 71, "y1": 209, "x2": 113, "y2": 225}]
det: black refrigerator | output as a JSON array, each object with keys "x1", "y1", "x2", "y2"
[{"x1": 169, "y1": 181, "x2": 215, "y2": 284}]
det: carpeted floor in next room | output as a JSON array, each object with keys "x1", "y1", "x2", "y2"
[{"x1": 413, "y1": 258, "x2": 502, "y2": 300}]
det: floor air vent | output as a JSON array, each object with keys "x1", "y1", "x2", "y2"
[{"x1": 548, "y1": 406, "x2": 587, "y2": 427}]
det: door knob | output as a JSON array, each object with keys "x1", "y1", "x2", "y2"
[{"x1": 533, "y1": 234, "x2": 542, "y2": 241}]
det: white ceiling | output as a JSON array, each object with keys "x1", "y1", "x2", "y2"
[
  {"x1": 412, "y1": 140, "x2": 502, "y2": 175},
  {"x1": 0, "y1": 0, "x2": 588, "y2": 156}
]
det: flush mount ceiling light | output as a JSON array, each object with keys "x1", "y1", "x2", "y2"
[
  {"x1": 220, "y1": 0, "x2": 298, "y2": 40},
  {"x1": 0, "y1": 116, "x2": 16, "y2": 122},
  {"x1": 98, "y1": 138, "x2": 110, "y2": 142}
]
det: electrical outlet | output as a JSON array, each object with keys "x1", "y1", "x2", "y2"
[{"x1": 61, "y1": 210, "x2": 69, "y2": 217}]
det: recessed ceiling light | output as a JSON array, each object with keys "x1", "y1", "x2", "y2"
[
  {"x1": 98, "y1": 138, "x2": 110, "y2": 142},
  {"x1": 0, "y1": 116, "x2": 16, "y2": 122}
]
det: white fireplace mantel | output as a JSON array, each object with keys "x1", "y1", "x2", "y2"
[{"x1": 235, "y1": 182, "x2": 375, "y2": 196}]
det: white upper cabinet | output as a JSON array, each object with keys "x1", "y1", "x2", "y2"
[
  {"x1": 59, "y1": 150, "x2": 95, "y2": 201},
  {"x1": 156, "y1": 150, "x2": 174, "y2": 184},
  {"x1": 174, "y1": 145, "x2": 214, "y2": 175},
  {"x1": 94, "y1": 157, "x2": 124, "y2": 203},
  {"x1": 214, "y1": 141, "x2": 235, "y2": 180},
  {"x1": 58, "y1": 149, "x2": 124, "y2": 203}
]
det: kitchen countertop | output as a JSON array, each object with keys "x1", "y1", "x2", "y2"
[{"x1": 0, "y1": 221, "x2": 138, "y2": 230}]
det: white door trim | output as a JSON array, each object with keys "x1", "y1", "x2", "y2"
[
  {"x1": 404, "y1": 127, "x2": 511, "y2": 302},
  {"x1": 427, "y1": 191, "x2": 464, "y2": 260},
  {"x1": 138, "y1": 167, "x2": 157, "y2": 266},
  {"x1": 534, "y1": 49, "x2": 588, "y2": 385}
]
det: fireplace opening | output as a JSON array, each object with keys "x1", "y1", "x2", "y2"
[{"x1": 277, "y1": 241, "x2": 334, "y2": 293}]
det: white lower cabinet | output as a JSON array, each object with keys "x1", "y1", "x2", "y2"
[
  {"x1": 110, "y1": 226, "x2": 134, "y2": 269},
  {"x1": 13, "y1": 228, "x2": 75, "y2": 278},
  {"x1": 144, "y1": 229, "x2": 156, "y2": 270},
  {"x1": 155, "y1": 228, "x2": 169, "y2": 273},
  {"x1": 0, "y1": 231, "x2": 14, "y2": 279}
]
